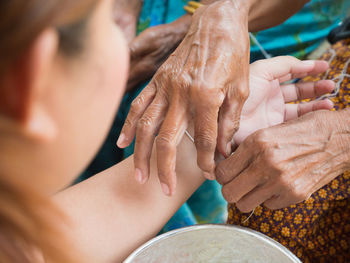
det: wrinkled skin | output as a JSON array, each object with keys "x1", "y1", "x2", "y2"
[
  {"x1": 121, "y1": 55, "x2": 334, "y2": 196},
  {"x1": 233, "y1": 56, "x2": 335, "y2": 146},
  {"x1": 216, "y1": 108, "x2": 350, "y2": 213},
  {"x1": 118, "y1": 0, "x2": 251, "y2": 195},
  {"x1": 127, "y1": 16, "x2": 192, "y2": 92},
  {"x1": 113, "y1": 2, "x2": 192, "y2": 93}
]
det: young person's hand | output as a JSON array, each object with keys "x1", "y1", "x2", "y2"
[{"x1": 232, "y1": 56, "x2": 335, "y2": 147}]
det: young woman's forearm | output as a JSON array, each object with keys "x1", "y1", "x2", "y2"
[{"x1": 54, "y1": 134, "x2": 204, "y2": 263}]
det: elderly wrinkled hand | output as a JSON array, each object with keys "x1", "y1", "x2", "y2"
[
  {"x1": 127, "y1": 16, "x2": 192, "y2": 92},
  {"x1": 216, "y1": 106, "x2": 350, "y2": 213},
  {"x1": 118, "y1": 0, "x2": 250, "y2": 195}
]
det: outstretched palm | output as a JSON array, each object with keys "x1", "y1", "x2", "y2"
[{"x1": 233, "y1": 56, "x2": 335, "y2": 146}]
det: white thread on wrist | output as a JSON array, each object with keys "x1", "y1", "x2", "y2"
[{"x1": 185, "y1": 130, "x2": 194, "y2": 143}]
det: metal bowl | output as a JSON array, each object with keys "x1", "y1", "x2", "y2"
[{"x1": 124, "y1": 224, "x2": 301, "y2": 263}]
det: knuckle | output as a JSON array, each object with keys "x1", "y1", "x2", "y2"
[
  {"x1": 195, "y1": 134, "x2": 216, "y2": 152},
  {"x1": 144, "y1": 84, "x2": 157, "y2": 95},
  {"x1": 147, "y1": 28, "x2": 158, "y2": 39},
  {"x1": 137, "y1": 115, "x2": 154, "y2": 132},
  {"x1": 222, "y1": 186, "x2": 237, "y2": 203},
  {"x1": 262, "y1": 148, "x2": 280, "y2": 167},
  {"x1": 123, "y1": 117, "x2": 134, "y2": 129},
  {"x1": 291, "y1": 189, "x2": 309, "y2": 202},
  {"x1": 275, "y1": 174, "x2": 291, "y2": 190},
  {"x1": 199, "y1": 164, "x2": 213, "y2": 174},
  {"x1": 156, "y1": 135, "x2": 175, "y2": 153},
  {"x1": 157, "y1": 67, "x2": 170, "y2": 80},
  {"x1": 252, "y1": 129, "x2": 270, "y2": 149},
  {"x1": 257, "y1": 171, "x2": 271, "y2": 185},
  {"x1": 195, "y1": 91, "x2": 223, "y2": 109},
  {"x1": 215, "y1": 165, "x2": 228, "y2": 184},
  {"x1": 236, "y1": 202, "x2": 252, "y2": 213},
  {"x1": 236, "y1": 86, "x2": 249, "y2": 101},
  {"x1": 275, "y1": 176, "x2": 307, "y2": 203},
  {"x1": 130, "y1": 98, "x2": 144, "y2": 114},
  {"x1": 155, "y1": 66, "x2": 192, "y2": 96},
  {"x1": 191, "y1": 81, "x2": 207, "y2": 94},
  {"x1": 176, "y1": 73, "x2": 192, "y2": 89},
  {"x1": 296, "y1": 85, "x2": 305, "y2": 100}
]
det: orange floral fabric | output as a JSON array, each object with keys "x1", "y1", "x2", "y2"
[{"x1": 227, "y1": 39, "x2": 350, "y2": 263}]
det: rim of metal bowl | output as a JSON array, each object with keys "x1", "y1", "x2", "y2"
[{"x1": 124, "y1": 224, "x2": 301, "y2": 263}]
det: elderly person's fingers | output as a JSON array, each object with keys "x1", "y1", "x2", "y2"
[
  {"x1": 284, "y1": 99, "x2": 334, "y2": 121},
  {"x1": 193, "y1": 101, "x2": 223, "y2": 179},
  {"x1": 127, "y1": 17, "x2": 193, "y2": 92},
  {"x1": 263, "y1": 193, "x2": 305, "y2": 211},
  {"x1": 219, "y1": 110, "x2": 350, "y2": 211},
  {"x1": 217, "y1": 80, "x2": 249, "y2": 158},
  {"x1": 133, "y1": 95, "x2": 167, "y2": 184},
  {"x1": 221, "y1": 164, "x2": 261, "y2": 206},
  {"x1": 129, "y1": 29, "x2": 152, "y2": 59},
  {"x1": 156, "y1": 99, "x2": 188, "y2": 196},
  {"x1": 235, "y1": 184, "x2": 275, "y2": 213},
  {"x1": 281, "y1": 80, "x2": 335, "y2": 102},
  {"x1": 117, "y1": 84, "x2": 157, "y2": 148},
  {"x1": 216, "y1": 138, "x2": 254, "y2": 185},
  {"x1": 263, "y1": 169, "x2": 340, "y2": 210}
]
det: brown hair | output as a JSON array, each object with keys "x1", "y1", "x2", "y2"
[
  {"x1": 0, "y1": 0, "x2": 97, "y2": 262},
  {"x1": 0, "y1": 0, "x2": 96, "y2": 74}
]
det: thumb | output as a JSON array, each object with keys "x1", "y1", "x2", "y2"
[{"x1": 129, "y1": 37, "x2": 144, "y2": 60}]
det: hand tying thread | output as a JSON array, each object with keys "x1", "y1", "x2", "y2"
[{"x1": 185, "y1": 130, "x2": 255, "y2": 222}]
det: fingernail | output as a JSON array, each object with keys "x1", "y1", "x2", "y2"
[
  {"x1": 203, "y1": 172, "x2": 215, "y2": 180},
  {"x1": 161, "y1": 183, "x2": 171, "y2": 196},
  {"x1": 302, "y1": 60, "x2": 315, "y2": 66},
  {"x1": 135, "y1": 168, "x2": 145, "y2": 184},
  {"x1": 225, "y1": 142, "x2": 232, "y2": 157},
  {"x1": 117, "y1": 133, "x2": 125, "y2": 148}
]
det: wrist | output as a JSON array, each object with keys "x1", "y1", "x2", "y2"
[
  {"x1": 176, "y1": 127, "x2": 206, "y2": 182},
  {"x1": 218, "y1": 0, "x2": 250, "y2": 29},
  {"x1": 218, "y1": 0, "x2": 250, "y2": 16}
]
